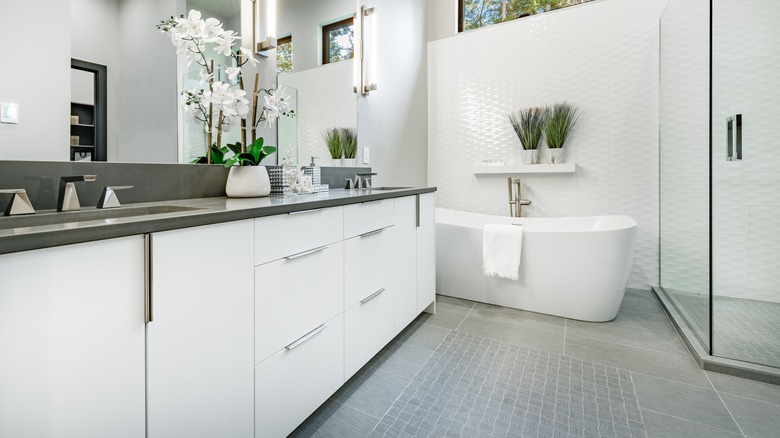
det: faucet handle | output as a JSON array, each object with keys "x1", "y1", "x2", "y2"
[
  {"x1": 57, "y1": 175, "x2": 97, "y2": 212},
  {"x1": 344, "y1": 178, "x2": 355, "y2": 190},
  {"x1": 0, "y1": 189, "x2": 35, "y2": 216},
  {"x1": 97, "y1": 186, "x2": 133, "y2": 209},
  {"x1": 355, "y1": 173, "x2": 377, "y2": 189}
]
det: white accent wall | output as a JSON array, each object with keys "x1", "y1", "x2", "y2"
[
  {"x1": 0, "y1": 0, "x2": 71, "y2": 161},
  {"x1": 428, "y1": 0, "x2": 668, "y2": 289}
]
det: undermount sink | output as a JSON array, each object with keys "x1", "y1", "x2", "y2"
[
  {"x1": 368, "y1": 187, "x2": 412, "y2": 191},
  {"x1": 0, "y1": 205, "x2": 206, "y2": 230}
]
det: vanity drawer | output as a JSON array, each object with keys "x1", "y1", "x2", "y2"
[
  {"x1": 343, "y1": 199, "x2": 394, "y2": 239},
  {"x1": 344, "y1": 225, "x2": 395, "y2": 308},
  {"x1": 255, "y1": 313, "x2": 344, "y2": 438},
  {"x1": 254, "y1": 206, "x2": 343, "y2": 266},
  {"x1": 345, "y1": 283, "x2": 396, "y2": 380},
  {"x1": 255, "y1": 242, "x2": 344, "y2": 364}
]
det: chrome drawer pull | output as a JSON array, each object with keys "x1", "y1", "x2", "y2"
[
  {"x1": 360, "y1": 288, "x2": 386, "y2": 304},
  {"x1": 288, "y1": 208, "x2": 323, "y2": 215},
  {"x1": 285, "y1": 324, "x2": 327, "y2": 350},
  {"x1": 359, "y1": 228, "x2": 385, "y2": 238},
  {"x1": 285, "y1": 246, "x2": 327, "y2": 260}
]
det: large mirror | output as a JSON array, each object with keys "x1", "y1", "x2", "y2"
[{"x1": 66, "y1": 0, "x2": 356, "y2": 165}]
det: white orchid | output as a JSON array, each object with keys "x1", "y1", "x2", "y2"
[
  {"x1": 225, "y1": 66, "x2": 241, "y2": 81},
  {"x1": 198, "y1": 71, "x2": 213, "y2": 85},
  {"x1": 239, "y1": 47, "x2": 259, "y2": 66},
  {"x1": 202, "y1": 17, "x2": 224, "y2": 43},
  {"x1": 215, "y1": 31, "x2": 238, "y2": 56}
]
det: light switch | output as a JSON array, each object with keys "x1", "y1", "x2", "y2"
[
  {"x1": 362, "y1": 147, "x2": 370, "y2": 164},
  {"x1": 1, "y1": 102, "x2": 20, "y2": 124}
]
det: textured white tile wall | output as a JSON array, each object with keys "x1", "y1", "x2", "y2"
[
  {"x1": 428, "y1": 0, "x2": 669, "y2": 289},
  {"x1": 659, "y1": 0, "x2": 710, "y2": 297},
  {"x1": 278, "y1": 60, "x2": 357, "y2": 166},
  {"x1": 712, "y1": 0, "x2": 780, "y2": 303}
]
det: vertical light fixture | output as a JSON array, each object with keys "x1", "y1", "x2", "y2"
[
  {"x1": 255, "y1": 0, "x2": 277, "y2": 55},
  {"x1": 357, "y1": 5, "x2": 377, "y2": 95}
]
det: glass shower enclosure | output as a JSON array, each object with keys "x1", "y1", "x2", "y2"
[{"x1": 660, "y1": 0, "x2": 780, "y2": 374}]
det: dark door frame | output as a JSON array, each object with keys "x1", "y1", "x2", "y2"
[{"x1": 71, "y1": 58, "x2": 107, "y2": 162}]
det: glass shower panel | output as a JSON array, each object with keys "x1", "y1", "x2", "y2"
[
  {"x1": 712, "y1": 0, "x2": 780, "y2": 368},
  {"x1": 659, "y1": 0, "x2": 711, "y2": 348}
]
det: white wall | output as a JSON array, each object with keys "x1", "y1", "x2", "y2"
[
  {"x1": 358, "y1": 0, "x2": 429, "y2": 187},
  {"x1": 428, "y1": 0, "x2": 668, "y2": 289},
  {"x1": 427, "y1": 0, "x2": 457, "y2": 42},
  {"x1": 0, "y1": 0, "x2": 71, "y2": 161}
]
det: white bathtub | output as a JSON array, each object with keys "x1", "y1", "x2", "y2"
[{"x1": 436, "y1": 208, "x2": 637, "y2": 322}]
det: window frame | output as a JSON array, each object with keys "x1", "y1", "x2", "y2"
[{"x1": 321, "y1": 17, "x2": 355, "y2": 65}]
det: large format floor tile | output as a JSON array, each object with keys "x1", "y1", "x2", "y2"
[
  {"x1": 290, "y1": 399, "x2": 381, "y2": 438},
  {"x1": 457, "y1": 313, "x2": 565, "y2": 355},
  {"x1": 706, "y1": 371, "x2": 780, "y2": 406},
  {"x1": 566, "y1": 317, "x2": 689, "y2": 355},
  {"x1": 331, "y1": 366, "x2": 412, "y2": 419},
  {"x1": 641, "y1": 409, "x2": 743, "y2": 438},
  {"x1": 720, "y1": 393, "x2": 780, "y2": 438},
  {"x1": 417, "y1": 295, "x2": 474, "y2": 330}
]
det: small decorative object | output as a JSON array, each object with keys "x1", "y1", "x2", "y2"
[
  {"x1": 479, "y1": 158, "x2": 505, "y2": 166},
  {"x1": 223, "y1": 137, "x2": 276, "y2": 198},
  {"x1": 282, "y1": 156, "x2": 313, "y2": 194},
  {"x1": 324, "y1": 128, "x2": 343, "y2": 166},
  {"x1": 70, "y1": 115, "x2": 79, "y2": 125},
  {"x1": 545, "y1": 102, "x2": 580, "y2": 164},
  {"x1": 267, "y1": 165, "x2": 291, "y2": 194},
  {"x1": 70, "y1": 136, "x2": 80, "y2": 146},
  {"x1": 158, "y1": 10, "x2": 294, "y2": 165},
  {"x1": 341, "y1": 128, "x2": 357, "y2": 167},
  {"x1": 509, "y1": 107, "x2": 545, "y2": 164}
]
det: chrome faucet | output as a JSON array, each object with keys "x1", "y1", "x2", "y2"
[
  {"x1": 0, "y1": 189, "x2": 35, "y2": 216},
  {"x1": 507, "y1": 177, "x2": 531, "y2": 217},
  {"x1": 97, "y1": 186, "x2": 133, "y2": 209},
  {"x1": 57, "y1": 175, "x2": 97, "y2": 212},
  {"x1": 355, "y1": 173, "x2": 377, "y2": 189}
]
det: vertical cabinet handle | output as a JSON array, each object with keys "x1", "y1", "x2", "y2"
[
  {"x1": 727, "y1": 114, "x2": 743, "y2": 161},
  {"x1": 736, "y1": 114, "x2": 742, "y2": 160},
  {"x1": 144, "y1": 234, "x2": 153, "y2": 323},
  {"x1": 416, "y1": 195, "x2": 420, "y2": 228}
]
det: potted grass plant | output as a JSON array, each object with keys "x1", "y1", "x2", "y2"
[
  {"x1": 324, "y1": 128, "x2": 343, "y2": 166},
  {"x1": 341, "y1": 128, "x2": 357, "y2": 167},
  {"x1": 509, "y1": 107, "x2": 545, "y2": 164},
  {"x1": 545, "y1": 102, "x2": 580, "y2": 163}
]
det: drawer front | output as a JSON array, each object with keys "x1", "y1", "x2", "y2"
[
  {"x1": 343, "y1": 199, "x2": 394, "y2": 239},
  {"x1": 345, "y1": 284, "x2": 396, "y2": 380},
  {"x1": 255, "y1": 314, "x2": 344, "y2": 438},
  {"x1": 344, "y1": 226, "x2": 394, "y2": 308},
  {"x1": 254, "y1": 206, "x2": 343, "y2": 266},
  {"x1": 255, "y1": 242, "x2": 344, "y2": 364}
]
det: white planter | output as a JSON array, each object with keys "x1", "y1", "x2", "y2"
[
  {"x1": 225, "y1": 166, "x2": 271, "y2": 198},
  {"x1": 549, "y1": 148, "x2": 565, "y2": 164},
  {"x1": 521, "y1": 149, "x2": 539, "y2": 165},
  {"x1": 331, "y1": 158, "x2": 342, "y2": 167},
  {"x1": 344, "y1": 158, "x2": 356, "y2": 167}
]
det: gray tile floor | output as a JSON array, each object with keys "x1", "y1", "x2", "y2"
[
  {"x1": 291, "y1": 291, "x2": 780, "y2": 438},
  {"x1": 671, "y1": 293, "x2": 780, "y2": 368}
]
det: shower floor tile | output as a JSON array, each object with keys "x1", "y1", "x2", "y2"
[{"x1": 672, "y1": 293, "x2": 780, "y2": 368}]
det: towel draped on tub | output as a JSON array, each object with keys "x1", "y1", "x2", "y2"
[{"x1": 482, "y1": 224, "x2": 524, "y2": 280}]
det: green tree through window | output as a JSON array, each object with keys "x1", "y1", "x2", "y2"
[
  {"x1": 322, "y1": 17, "x2": 354, "y2": 65},
  {"x1": 462, "y1": 0, "x2": 594, "y2": 31},
  {"x1": 277, "y1": 36, "x2": 292, "y2": 75}
]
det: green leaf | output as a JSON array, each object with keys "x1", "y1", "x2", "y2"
[
  {"x1": 226, "y1": 142, "x2": 243, "y2": 156},
  {"x1": 238, "y1": 152, "x2": 258, "y2": 166}
]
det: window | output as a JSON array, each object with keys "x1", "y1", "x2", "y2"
[
  {"x1": 322, "y1": 17, "x2": 354, "y2": 65},
  {"x1": 459, "y1": 0, "x2": 595, "y2": 32},
  {"x1": 277, "y1": 35, "x2": 292, "y2": 75}
]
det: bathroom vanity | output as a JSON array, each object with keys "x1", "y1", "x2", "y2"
[{"x1": 0, "y1": 188, "x2": 436, "y2": 438}]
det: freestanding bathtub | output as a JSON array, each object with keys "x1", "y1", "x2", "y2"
[{"x1": 436, "y1": 208, "x2": 637, "y2": 322}]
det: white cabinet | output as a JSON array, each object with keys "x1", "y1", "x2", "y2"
[
  {"x1": 255, "y1": 314, "x2": 345, "y2": 438},
  {"x1": 147, "y1": 220, "x2": 254, "y2": 438},
  {"x1": 344, "y1": 225, "x2": 394, "y2": 307},
  {"x1": 345, "y1": 284, "x2": 396, "y2": 378},
  {"x1": 394, "y1": 196, "x2": 419, "y2": 331},
  {"x1": 0, "y1": 237, "x2": 146, "y2": 438},
  {"x1": 417, "y1": 193, "x2": 437, "y2": 313}
]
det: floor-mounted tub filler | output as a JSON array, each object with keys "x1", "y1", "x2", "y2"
[{"x1": 436, "y1": 208, "x2": 637, "y2": 322}]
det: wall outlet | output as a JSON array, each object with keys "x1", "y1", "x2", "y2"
[{"x1": 363, "y1": 147, "x2": 370, "y2": 164}]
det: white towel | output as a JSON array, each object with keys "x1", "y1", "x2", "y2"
[{"x1": 482, "y1": 224, "x2": 524, "y2": 280}]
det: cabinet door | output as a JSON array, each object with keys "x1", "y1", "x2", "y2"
[
  {"x1": 147, "y1": 220, "x2": 254, "y2": 438},
  {"x1": 394, "y1": 196, "x2": 418, "y2": 332},
  {"x1": 417, "y1": 193, "x2": 436, "y2": 313},
  {"x1": 0, "y1": 237, "x2": 145, "y2": 438}
]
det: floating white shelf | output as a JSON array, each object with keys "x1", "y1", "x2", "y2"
[{"x1": 472, "y1": 163, "x2": 576, "y2": 175}]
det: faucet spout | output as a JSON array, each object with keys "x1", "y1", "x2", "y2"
[{"x1": 57, "y1": 175, "x2": 97, "y2": 212}]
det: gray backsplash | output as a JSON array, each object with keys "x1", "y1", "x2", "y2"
[{"x1": 0, "y1": 161, "x2": 369, "y2": 211}]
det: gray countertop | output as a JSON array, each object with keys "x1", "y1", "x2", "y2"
[{"x1": 0, "y1": 187, "x2": 436, "y2": 255}]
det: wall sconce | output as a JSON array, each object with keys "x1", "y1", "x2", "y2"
[
  {"x1": 356, "y1": 5, "x2": 377, "y2": 95},
  {"x1": 254, "y1": 0, "x2": 277, "y2": 56}
]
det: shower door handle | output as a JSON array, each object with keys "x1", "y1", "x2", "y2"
[{"x1": 727, "y1": 114, "x2": 742, "y2": 161}]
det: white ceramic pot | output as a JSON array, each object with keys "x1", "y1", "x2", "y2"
[
  {"x1": 331, "y1": 158, "x2": 342, "y2": 167},
  {"x1": 225, "y1": 165, "x2": 271, "y2": 198},
  {"x1": 521, "y1": 149, "x2": 538, "y2": 164},
  {"x1": 549, "y1": 148, "x2": 565, "y2": 164},
  {"x1": 344, "y1": 158, "x2": 356, "y2": 167}
]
